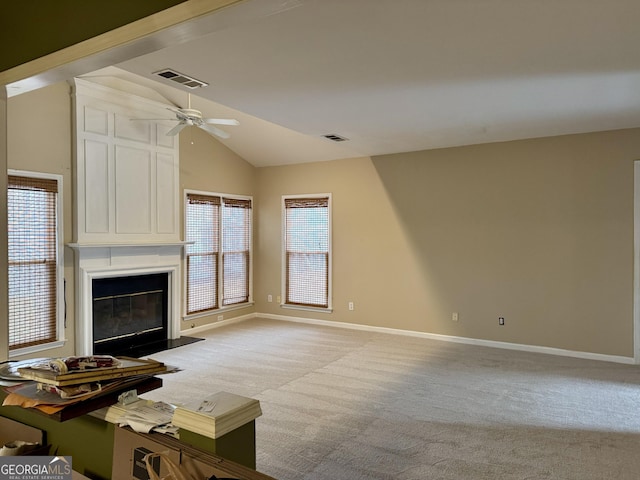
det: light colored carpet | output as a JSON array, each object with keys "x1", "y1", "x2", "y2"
[{"x1": 143, "y1": 318, "x2": 640, "y2": 480}]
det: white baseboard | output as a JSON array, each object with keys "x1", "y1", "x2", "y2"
[
  {"x1": 258, "y1": 313, "x2": 636, "y2": 365},
  {"x1": 179, "y1": 311, "x2": 636, "y2": 365},
  {"x1": 180, "y1": 312, "x2": 257, "y2": 336}
]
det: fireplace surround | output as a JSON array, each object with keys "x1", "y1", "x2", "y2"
[{"x1": 70, "y1": 243, "x2": 184, "y2": 356}]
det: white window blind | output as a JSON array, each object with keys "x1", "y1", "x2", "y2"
[
  {"x1": 185, "y1": 192, "x2": 252, "y2": 315},
  {"x1": 222, "y1": 197, "x2": 251, "y2": 306},
  {"x1": 8, "y1": 175, "x2": 59, "y2": 350},
  {"x1": 284, "y1": 196, "x2": 330, "y2": 308}
]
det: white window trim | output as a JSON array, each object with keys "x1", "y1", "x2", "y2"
[
  {"x1": 183, "y1": 189, "x2": 254, "y2": 320},
  {"x1": 281, "y1": 193, "x2": 333, "y2": 313},
  {"x1": 8, "y1": 169, "x2": 66, "y2": 358}
]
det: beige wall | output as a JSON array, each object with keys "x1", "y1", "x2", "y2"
[
  {"x1": 255, "y1": 157, "x2": 413, "y2": 326},
  {"x1": 257, "y1": 129, "x2": 640, "y2": 358},
  {"x1": 180, "y1": 126, "x2": 255, "y2": 196},
  {"x1": 6, "y1": 82, "x2": 75, "y2": 359}
]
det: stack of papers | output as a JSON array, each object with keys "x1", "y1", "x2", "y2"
[
  {"x1": 92, "y1": 398, "x2": 178, "y2": 436},
  {"x1": 171, "y1": 391, "x2": 262, "y2": 439},
  {"x1": 17, "y1": 357, "x2": 167, "y2": 386}
]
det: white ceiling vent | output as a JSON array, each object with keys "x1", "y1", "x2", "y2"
[
  {"x1": 153, "y1": 69, "x2": 208, "y2": 89},
  {"x1": 322, "y1": 134, "x2": 349, "y2": 142}
]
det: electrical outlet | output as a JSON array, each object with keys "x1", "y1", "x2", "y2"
[
  {"x1": 276, "y1": 295, "x2": 281, "y2": 303},
  {"x1": 348, "y1": 301, "x2": 354, "y2": 311},
  {"x1": 268, "y1": 294, "x2": 273, "y2": 302},
  {"x1": 218, "y1": 315, "x2": 224, "y2": 322},
  {"x1": 499, "y1": 317, "x2": 505, "y2": 326},
  {"x1": 452, "y1": 312, "x2": 459, "y2": 322}
]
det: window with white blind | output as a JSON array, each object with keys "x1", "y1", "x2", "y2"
[
  {"x1": 185, "y1": 192, "x2": 252, "y2": 315},
  {"x1": 7, "y1": 172, "x2": 64, "y2": 352},
  {"x1": 283, "y1": 195, "x2": 331, "y2": 310}
]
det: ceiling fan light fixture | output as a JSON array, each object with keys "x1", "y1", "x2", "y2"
[
  {"x1": 153, "y1": 68, "x2": 208, "y2": 89},
  {"x1": 131, "y1": 92, "x2": 237, "y2": 140}
]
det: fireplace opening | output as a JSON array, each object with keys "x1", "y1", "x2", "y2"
[{"x1": 92, "y1": 273, "x2": 168, "y2": 356}]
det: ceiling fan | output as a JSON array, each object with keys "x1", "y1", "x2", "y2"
[{"x1": 133, "y1": 93, "x2": 239, "y2": 139}]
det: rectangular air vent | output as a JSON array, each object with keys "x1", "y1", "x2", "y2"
[
  {"x1": 153, "y1": 69, "x2": 208, "y2": 89},
  {"x1": 322, "y1": 134, "x2": 349, "y2": 142}
]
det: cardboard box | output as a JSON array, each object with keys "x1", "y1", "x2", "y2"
[
  {"x1": 0, "y1": 416, "x2": 49, "y2": 456},
  {"x1": 0, "y1": 416, "x2": 43, "y2": 445},
  {"x1": 113, "y1": 426, "x2": 276, "y2": 480}
]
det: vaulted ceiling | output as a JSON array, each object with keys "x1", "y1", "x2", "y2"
[{"x1": 22, "y1": 0, "x2": 640, "y2": 166}]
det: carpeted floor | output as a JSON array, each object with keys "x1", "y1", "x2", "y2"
[{"x1": 142, "y1": 318, "x2": 640, "y2": 480}]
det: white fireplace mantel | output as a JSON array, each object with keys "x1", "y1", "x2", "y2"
[
  {"x1": 70, "y1": 243, "x2": 185, "y2": 356},
  {"x1": 68, "y1": 241, "x2": 191, "y2": 249}
]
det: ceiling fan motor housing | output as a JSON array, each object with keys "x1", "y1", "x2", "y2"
[{"x1": 179, "y1": 108, "x2": 203, "y2": 120}]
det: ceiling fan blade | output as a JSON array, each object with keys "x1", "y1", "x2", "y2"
[
  {"x1": 166, "y1": 122, "x2": 188, "y2": 136},
  {"x1": 199, "y1": 123, "x2": 231, "y2": 139},
  {"x1": 130, "y1": 117, "x2": 177, "y2": 121},
  {"x1": 204, "y1": 118, "x2": 240, "y2": 126}
]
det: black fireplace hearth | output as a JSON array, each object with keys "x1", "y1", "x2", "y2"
[{"x1": 115, "y1": 336, "x2": 204, "y2": 358}]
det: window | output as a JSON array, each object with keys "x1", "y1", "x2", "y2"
[
  {"x1": 7, "y1": 172, "x2": 64, "y2": 352},
  {"x1": 221, "y1": 198, "x2": 252, "y2": 306},
  {"x1": 185, "y1": 192, "x2": 252, "y2": 315},
  {"x1": 283, "y1": 195, "x2": 331, "y2": 310}
]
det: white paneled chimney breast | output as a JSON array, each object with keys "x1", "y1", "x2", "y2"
[{"x1": 70, "y1": 78, "x2": 186, "y2": 355}]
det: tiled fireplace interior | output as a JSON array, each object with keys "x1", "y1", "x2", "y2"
[{"x1": 92, "y1": 273, "x2": 168, "y2": 356}]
